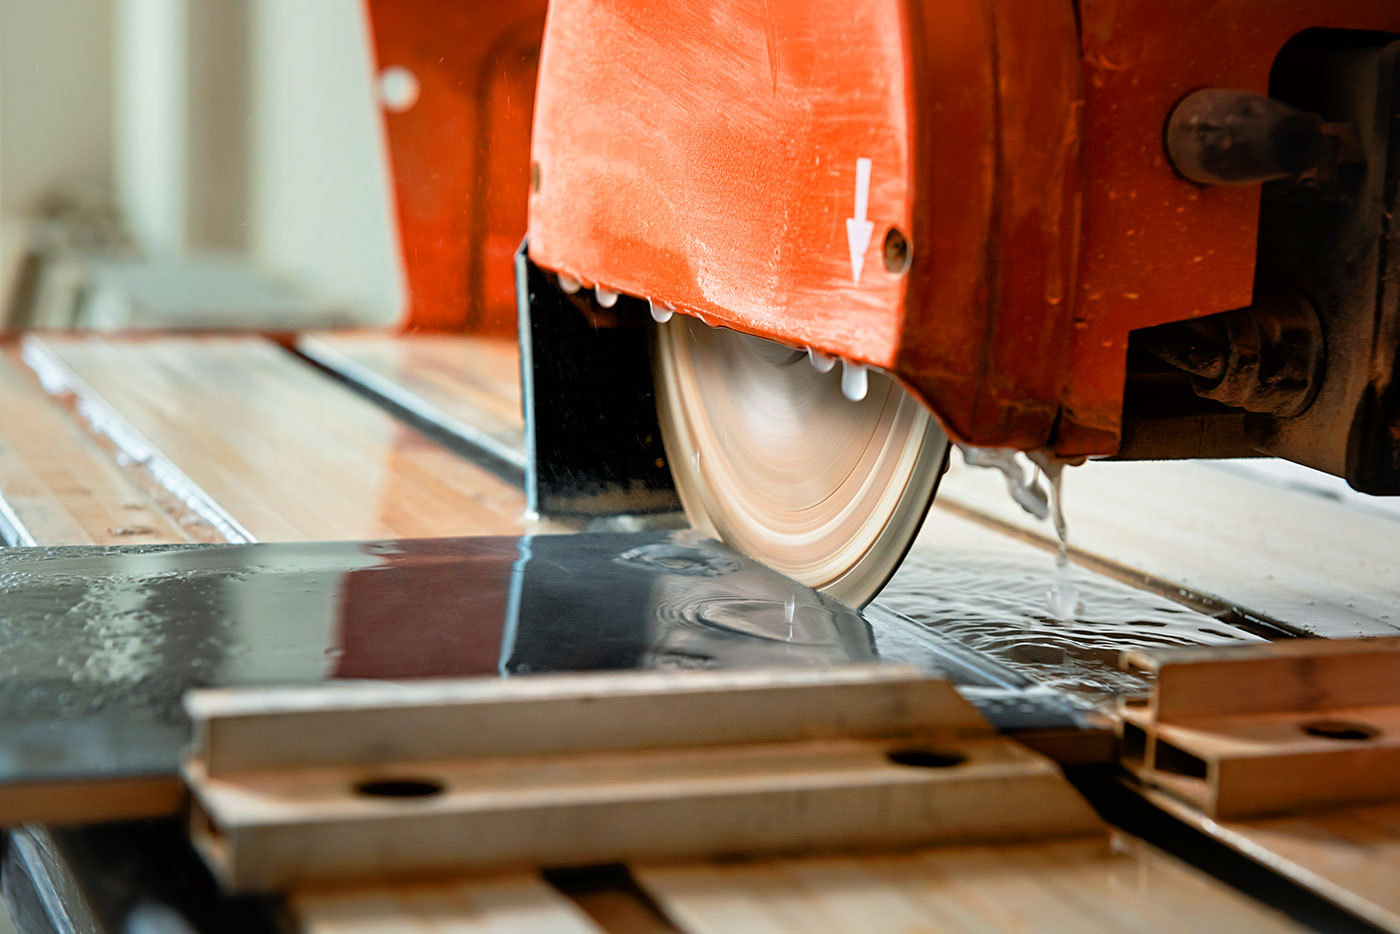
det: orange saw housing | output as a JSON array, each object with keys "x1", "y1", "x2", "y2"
[{"x1": 526, "y1": 0, "x2": 1400, "y2": 459}]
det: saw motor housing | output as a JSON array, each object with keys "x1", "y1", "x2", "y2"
[{"x1": 522, "y1": 0, "x2": 1400, "y2": 494}]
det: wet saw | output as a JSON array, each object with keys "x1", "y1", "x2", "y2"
[{"x1": 368, "y1": 0, "x2": 1400, "y2": 606}]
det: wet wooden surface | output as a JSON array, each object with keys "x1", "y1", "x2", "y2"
[
  {"x1": 298, "y1": 332, "x2": 526, "y2": 471},
  {"x1": 0, "y1": 330, "x2": 1391, "y2": 932},
  {"x1": 936, "y1": 456, "x2": 1400, "y2": 639},
  {"x1": 0, "y1": 349, "x2": 199, "y2": 547},
  {"x1": 1146, "y1": 791, "x2": 1400, "y2": 933},
  {"x1": 21, "y1": 334, "x2": 548, "y2": 542},
  {"x1": 636, "y1": 835, "x2": 1305, "y2": 933},
  {"x1": 293, "y1": 875, "x2": 604, "y2": 934}
]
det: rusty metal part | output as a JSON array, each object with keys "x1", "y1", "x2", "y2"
[
  {"x1": 654, "y1": 316, "x2": 948, "y2": 606},
  {"x1": 1136, "y1": 318, "x2": 1230, "y2": 383},
  {"x1": 1166, "y1": 89, "x2": 1324, "y2": 186},
  {"x1": 1242, "y1": 35, "x2": 1400, "y2": 492},
  {"x1": 1195, "y1": 297, "x2": 1324, "y2": 418},
  {"x1": 1114, "y1": 30, "x2": 1400, "y2": 487},
  {"x1": 1139, "y1": 296, "x2": 1325, "y2": 418}
]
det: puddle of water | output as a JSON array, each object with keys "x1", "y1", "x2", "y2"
[{"x1": 879, "y1": 544, "x2": 1264, "y2": 707}]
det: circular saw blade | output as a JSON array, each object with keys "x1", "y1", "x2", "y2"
[{"x1": 655, "y1": 316, "x2": 949, "y2": 606}]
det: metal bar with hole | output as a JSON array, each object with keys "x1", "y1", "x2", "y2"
[
  {"x1": 1118, "y1": 638, "x2": 1400, "y2": 818},
  {"x1": 183, "y1": 666, "x2": 1102, "y2": 891}
]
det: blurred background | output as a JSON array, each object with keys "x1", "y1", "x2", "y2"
[{"x1": 0, "y1": 0, "x2": 404, "y2": 332}]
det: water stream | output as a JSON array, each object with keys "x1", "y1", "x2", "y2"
[{"x1": 955, "y1": 445, "x2": 1080, "y2": 621}]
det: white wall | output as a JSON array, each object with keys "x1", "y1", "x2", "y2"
[
  {"x1": 113, "y1": 0, "x2": 187, "y2": 250},
  {"x1": 2, "y1": 0, "x2": 403, "y2": 325},
  {"x1": 0, "y1": 0, "x2": 115, "y2": 218},
  {"x1": 245, "y1": 0, "x2": 402, "y2": 324}
]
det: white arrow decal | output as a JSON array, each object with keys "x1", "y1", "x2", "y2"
[{"x1": 845, "y1": 157, "x2": 875, "y2": 284}]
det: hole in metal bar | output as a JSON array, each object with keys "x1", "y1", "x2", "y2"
[
  {"x1": 885, "y1": 748, "x2": 966, "y2": 769},
  {"x1": 1155, "y1": 741, "x2": 1208, "y2": 779},
  {"x1": 354, "y1": 777, "x2": 445, "y2": 798},
  {"x1": 1121, "y1": 722, "x2": 1148, "y2": 764},
  {"x1": 1301, "y1": 719, "x2": 1379, "y2": 742}
]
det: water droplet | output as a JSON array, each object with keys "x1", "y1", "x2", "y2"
[
  {"x1": 649, "y1": 300, "x2": 674, "y2": 323},
  {"x1": 840, "y1": 360, "x2": 868, "y2": 401},
  {"x1": 557, "y1": 274, "x2": 581, "y2": 294},
  {"x1": 693, "y1": 597, "x2": 839, "y2": 645},
  {"x1": 595, "y1": 286, "x2": 619, "y2": 308},
  {"x1": 808, "y1": 348, "x2": 836, "y2": 373},
  {"x1": 1045, "y1": 581, "x2": 1082, "y2": 622}
]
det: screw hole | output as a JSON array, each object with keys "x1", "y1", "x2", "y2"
[
  {"x1": 882, "y1": 227, "x2": 911, "y2": 275},
  {"x1": 1300, "y1": 719, "x2": 1378, "y2": 742},
  {"x1": 886, "y1": 747, "x2": 965, "y2": 769},
  {"x1": 354, "y1": 777, "x2": 445, "y2": 798}
]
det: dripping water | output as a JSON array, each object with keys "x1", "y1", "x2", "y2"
[
  {"x1": 840, "y1": 360, "x2": 869, "y2": 401},
  {"x1": 956, "y1": 445, "x2": 1079, "y2": 621},
  {"x1": 1033, "y1": 454, "x2": 1081, "y2": 622},
  {"x1": 648, "y1": 299, "x2": 674, "y2": 323},
  {"x1": 956, "y1": 445, "x2": 1049, "y2": 519}
]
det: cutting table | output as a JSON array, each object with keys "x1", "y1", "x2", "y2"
[{"x1": 0, "y1": 330, "x2": 1393, "y2": 932}]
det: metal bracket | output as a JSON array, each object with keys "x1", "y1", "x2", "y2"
[
  {"x1": 515, "y1": 241, "x2": 681, "y2": 517},
  {"x1": 184, "y1": 666, "x2": 1102, "y2": 892},
  {"x1": 1118, "y1": 637, "x2": 1400, "y2": 818}
]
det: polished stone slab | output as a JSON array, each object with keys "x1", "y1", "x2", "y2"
[{"x1": 0, "y1": 531, "x2": 1029, "y2": 788}]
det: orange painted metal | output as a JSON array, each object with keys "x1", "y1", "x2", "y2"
[
  {"x1": 528, "y1": 0, "x2": 1400, "y2": 456},
  {"x1": 898, "y1": 0, "x2": 1082, "y2": 452},
  {"x1": 530, "y1": 0, "x2": 917, "y2": 370},
  {"x1": 366, "y1": 0, "x2": 546, "y2": 335},
  {"x1": 1062, "y1": 0, "x2": 1400, "y2": 455}
]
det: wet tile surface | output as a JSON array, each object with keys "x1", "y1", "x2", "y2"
[{"x1": 0, "y1": 532, "x2": 890, "y2": 784}]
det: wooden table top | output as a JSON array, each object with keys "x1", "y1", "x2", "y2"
[{"x1": 0, "y1": 329, "x2": 1389, "y2": 933}]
